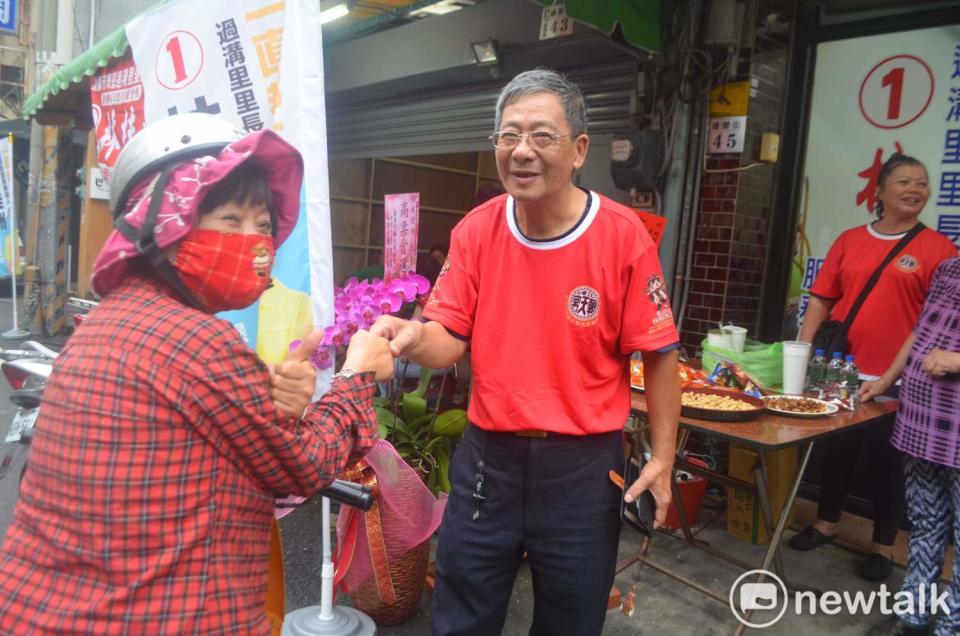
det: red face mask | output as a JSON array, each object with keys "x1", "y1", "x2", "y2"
[{"x1": 173, "y1": 229, "x2": 275, "y2": 312}]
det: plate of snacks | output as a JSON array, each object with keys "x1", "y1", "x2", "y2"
[
  {"x1": 761, "y1": 395, "x2": 839, "y2": 418},
  {"x1": 680, "y1": 388, "x2": 764, "y2": 422}
]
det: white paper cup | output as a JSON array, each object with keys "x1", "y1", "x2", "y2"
[
  {"x1": 723, "y1": 325, "x2": 748, "y2": 353},
  {"x1": 782, "y1": 340, "x2": 811, "y2": 395},
  {"x1": 707, "y1": 329, "x2": 732, "y2": 349}
]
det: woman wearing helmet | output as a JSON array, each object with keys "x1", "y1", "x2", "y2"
[{"x1": 0, "y1": 114, "x2": 393, "y2": 634}]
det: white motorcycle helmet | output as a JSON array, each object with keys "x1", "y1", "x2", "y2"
[{"x1": 109, "y1": 112, "x2": 245, "y2": 219}]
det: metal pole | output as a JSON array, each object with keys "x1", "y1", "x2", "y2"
[
  {"x1": 88, "y1": 0, "x2": 97, "y2": 50},
  {"x1": 4, "y1": 132, "x2": 27, "y2": 339},
  {"x1": 320, "y1": 496, "x2": 334, "y2": 619},
  {"x1": 281, "y1": 497, "x2": 376, "y2": 636}
]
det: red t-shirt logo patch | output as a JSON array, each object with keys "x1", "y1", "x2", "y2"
[
  {"x1": 567, "y1": 286, "x2": 600, "y2": 326},
  {"x1": 646, "y1": 274, "x2": 673, "y2": 324},
  {"x1": 895, "y1": 254, "x2": 919, "y2": 273}
]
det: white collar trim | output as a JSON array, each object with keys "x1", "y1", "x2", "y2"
[
  {"x1": 866, "y1": 221, "x2": 908, "y2": 241},
  {"x1": 505, "y1": 190, "x2": 600, "y2": 250}
]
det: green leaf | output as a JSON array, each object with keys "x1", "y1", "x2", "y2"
[
  {"x1": 413, "y1": 365, "x2": 432, "y2": 398},
  {"x1": 434, "y1": 445, "x2": 452, "y2": 493},
  {"x1": 374, "y1": 396, "x2": 391, "y2": 409},
  {"x1": 406, "y1": 413, "x2": 434, "y2": 436},
  {"x1": 375, "y1": 407, "x2": 396, "y2": 439},
  {"x1": 424, "y1": 436, "x2": 448, "y2": 455},
  {"x1": 432, "y1": 409, "x2": 468, "y2": 438},
  {"x1": 402, "y1": 393, "x2": 428, "y2": 423}
]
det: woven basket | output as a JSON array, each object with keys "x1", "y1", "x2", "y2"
[{"x1": 350, "y1": 539, "x2": 430, "y2": 625}]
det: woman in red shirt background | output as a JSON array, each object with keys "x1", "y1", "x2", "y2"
[{"x1": 791, "y1": 153, "x2": 957, "y2": 582}]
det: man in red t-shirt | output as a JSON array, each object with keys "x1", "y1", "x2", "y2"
[{"x1": 372, "y1": 69, "x2": 681, "y2": 635}]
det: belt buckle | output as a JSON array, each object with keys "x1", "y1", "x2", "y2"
[{"x1": 515, "y1": 430, "x2": 548, "y2": 438}]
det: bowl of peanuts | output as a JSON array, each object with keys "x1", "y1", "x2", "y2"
[{"x1": 680, "y1": 388, "x2": 765, "y2": 422}]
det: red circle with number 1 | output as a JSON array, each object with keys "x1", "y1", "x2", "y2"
[
  {"x1": 858, "y1": 54, "x2": 934, "y2": 130},
  {"x1": 156, "y1": 30, "x2": 204, "y2": 90}
]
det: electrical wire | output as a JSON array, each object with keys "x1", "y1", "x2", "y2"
[{"x1": 703, "y1": 161, "x2": 765, "y2": 173}]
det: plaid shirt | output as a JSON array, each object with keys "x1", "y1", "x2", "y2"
[
  {"x1": 892, "y1": 258, "x2": 960, "y2": 469},
  {"x1": 0, "y1": 274, "x2": 377, "y2": 635}
]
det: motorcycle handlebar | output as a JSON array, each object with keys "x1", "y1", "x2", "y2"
[{"x1": 315, "y1": 479, "x2": 374, "y2": 511}]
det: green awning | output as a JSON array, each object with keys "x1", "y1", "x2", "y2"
[
  {"x1": 533, "y1": 0, "x2": 661, "y2": 53},
  {"x1": 22, "y1": 25, "x2": 129, "y2": 120}
]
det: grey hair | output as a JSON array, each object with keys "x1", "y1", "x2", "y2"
[{"x1": 494, "y1": 69, "x2": 588, "y2": 136}]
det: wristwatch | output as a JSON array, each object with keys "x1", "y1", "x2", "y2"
[{"x1": 333, "y1": 368, "x2": 360, "y2": 380}]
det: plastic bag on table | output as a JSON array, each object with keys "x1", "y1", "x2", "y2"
[{"x1": 701, "y1": 339, "x2": 783, "y2": 388}]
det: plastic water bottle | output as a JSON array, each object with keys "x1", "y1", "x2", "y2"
[
  {"x1": 839, "y1": 355, "x2": 860, "y2": 406},
  {"x1": 806, "y1": 349, "x2": 827, "y2": 393},
  {"x1": 824, "y1": 352, "x2": 844, "y2": 399}
]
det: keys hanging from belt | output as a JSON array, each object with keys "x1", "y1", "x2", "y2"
[{"x1": 472, "y1": 460, "x2": 485, "y2": 521}]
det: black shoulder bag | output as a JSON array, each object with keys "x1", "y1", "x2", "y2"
[{"x1": 812, "y1": 223, "x2": 925, "y2": 357}]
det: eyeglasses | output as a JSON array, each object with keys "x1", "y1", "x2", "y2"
[{"x1": 489, "y1": 131, "x2": 569, "y2": 149}]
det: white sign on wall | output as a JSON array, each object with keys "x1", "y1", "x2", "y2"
[
  {"x1": 540, "y1": 5, "x2": 573, "y2": 40},
  {"x1": 88, "y1": 167, "x2": 110, "y2": 200},
  {"x1": 707, "y1": 116, "x2": 747, "y2": 154}
]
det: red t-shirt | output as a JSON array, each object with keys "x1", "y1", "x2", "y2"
[
  {"x1": 810, "y1": 223, "x2": 957, "y2": 376},
  {"x1": 423, "y1": 191, "x2": 679, "y2": 435}
]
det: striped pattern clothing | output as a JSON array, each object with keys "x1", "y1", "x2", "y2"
[
  {"x1": 898, "y1": 456, "x2": 960, "y2": 634},
  {"x1": 891, "y1": 258, "x2": 960, "y2": 469},
  {"x1": 0, "y1": 274, "x2": 378, "y2": 635}
]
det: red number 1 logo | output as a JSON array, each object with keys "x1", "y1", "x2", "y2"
[
  {"x1": 858, "y1": 55, "x2": 933, "y2": 130},
  {"x1": 166, "y1": 36, "x2": 188, "y2": 84},
  {"x1": 156, "y1": 30, "x2": 204, "y2": 90},
  {"x1": 881, "y1": 66, "x2": 904, "y2": 121}
]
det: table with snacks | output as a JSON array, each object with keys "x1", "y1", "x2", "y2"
[{"x1": 624, "y1": 360, "x2": 898, "y2": 635}]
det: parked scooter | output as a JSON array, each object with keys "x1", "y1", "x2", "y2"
[{"x1": 0, "y1": 342, "x2": 57, "y2": 481}]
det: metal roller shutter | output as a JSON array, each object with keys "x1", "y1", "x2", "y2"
[{"x1": 326, "y1": 59, "x2": 638, "y2": 160}]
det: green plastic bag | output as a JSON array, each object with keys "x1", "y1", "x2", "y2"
[{"x1": 701, "y1": 339, "x2": 783, "y2": 388}]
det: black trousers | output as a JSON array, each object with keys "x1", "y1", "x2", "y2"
[
  {"x1": 431, "y1": 424, "x2": 624, "y2": 636},
  {"x1": 815, "y1": 412, "x2": 904, "y2": 545}
]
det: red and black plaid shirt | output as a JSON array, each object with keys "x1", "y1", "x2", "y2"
[{"x1": 0, "y1": 274, "x2": 377, "y2": 635}]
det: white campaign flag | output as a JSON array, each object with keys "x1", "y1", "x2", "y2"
[
  {"x1": 124, "y1": 0, "x2": 333, "y2": 388},
  {"x1": 125, "y1": 0, "x2": 284, "y2": 130}
]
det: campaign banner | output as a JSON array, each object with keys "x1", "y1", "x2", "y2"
[
  {"x1": 122, "y1": 0, "x2": 332, "y2": 381},
  {"x1": 0, "y1": 0, "x2": 18, "y2": 33},
  {"x1": 384, "y1": 192, "x2": 420, "y2": 281},
  {"x1": 788, "y1": 25, "x2": 960, "y2": 333},
  {"x1": 0, "y1": 135, "x2": 17, "y2": 277},
  {"x1": 90, "y1": 58, "x2": 146, "y2": 183},
  {"x1": 125, "y1": 0, "x2": 283, "y2": 132}
]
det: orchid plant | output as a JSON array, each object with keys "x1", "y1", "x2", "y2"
[
  {"x1": 307, "y1": 272, "x2": 431, "y2": 370},
  {"x1": 293, "y1": 270, "x2": 466, "y2": 495}
]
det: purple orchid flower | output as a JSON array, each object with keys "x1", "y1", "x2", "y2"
[
  {"x1": 406, "y1": 273, "x2": 431, "y2": 296},
  {"x1": 374, "y1": 290, "x2": 402, "y2": 313},
  {"x1": 310, "y1": 346, "x2": 334, "y2": 370},
  {"x1": 388, "y1": 278, "x2": 419, "y2": 302},
  {"x1": 322, "y1": 324, "x2": 345, "y2": 347}
]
